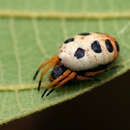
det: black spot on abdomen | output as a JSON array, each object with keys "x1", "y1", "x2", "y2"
[
  {"x1": 79, "y1": 32, "x2": 90, "y2": 36},
  {"x1": 51, "y1": 65, "x2": 67, "y2": 80},
  {"x1": 105, "y1": 39, "x2": 113, "y2": 53},
  {"x1": 115, "y1": 41, "x2": 120, "y2": 52},
  {"x1": 91, "y1": 40, "x2": 102, "y2": 53},
  {"x1": 64, "y1": 38, "x2": 74, "y2": 44},
  {"x1": 74, "y1": 48, "x2": 85, "y2": 59}
]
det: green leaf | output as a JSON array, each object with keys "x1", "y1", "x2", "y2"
[{"x1": 0, "y1": 0, "x2": 130, "y2": 124}]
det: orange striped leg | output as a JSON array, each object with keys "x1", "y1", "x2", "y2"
[
  {"x1": 85, "y1": 64, "x2": 118, "y2": 77},
  {"x1": 33, "y1": 59, "x2": 51, "y2": 80},
  {"x1": 37, "y1": 56, "x2": 59, "y2": 91},
  {"x1": 43, "y1": 72, "x2": 76, "y2": 97},
  {"x1": 76, "y1": 75, "x2": 95, "y2": 80},
  {"x1": 41, "y1": 69, "x2": 71, "y2": 97},
  {"x1": 55, "y1": 72, "x2": 76, "y2": 88},
  {"x1": 85, "y1": 69, "x2": 105, "y2": 77},
  {"x1": 38, "y1": 62, "x2": 56, "y2": 91},
  {"x1": 48, "y1": 69, "x2": 71, "y2": 88},
  {"x1": 33, "y1": 56, "x2": 58, "y2": 80}
]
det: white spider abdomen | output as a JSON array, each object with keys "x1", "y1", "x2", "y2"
[{"x1": 58, "y1": 32, "x2": 119, "y2": 71}]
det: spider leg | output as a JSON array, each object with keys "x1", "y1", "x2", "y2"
[
  {"x1": 76, "y1": 75, "x2": 95, "y2": 80},
  {"x1": 41, "y1": 69, "x2": 71, "y2": 97},
  {"x1": 41, "y1": 88, "x2": 54, "y2": 98},
  {"x1": 48, "y1": 69, "x2": 71, "y2": 88},
  {"x1": 46, "y1": 72, "x2": 76, "y2": 97},
  {"x1": 54, "y1": 72, "x2": 76, "y2": 89},
  {"x1": 84, "y1": 65, "x2": 119, "y2": 81},
  {"x1": 104, "y1": 64, "x2": 119, "y2": 72},
  {"x1": 85, "y1": 64, "x2": 119, "y2": 77},
  {"x1": 85, "y1": 69, "x2": 105, "y2": 77},
  {"x1": 76, "y1": 75, "x2": 101, "y2": 81},
  {"x1": 38, "y1": 62, "x2": 56, "y2": 91},
  {"x1": 38, "y1": 56, "x2": 59, "y2": 91},
  {"x1": 85, "y1": 65, "x2": 118, "y2": 78},
  {"x1": 33, "y1": 56, "x2": 58, "y2": 80},
  {"x1": 33, "y1": 59, "x2": 51, "y2": 80}
]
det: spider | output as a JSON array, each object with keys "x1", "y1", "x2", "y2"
[{"x1": 33, "y1": 32, "x2": 120, "y2": 97}]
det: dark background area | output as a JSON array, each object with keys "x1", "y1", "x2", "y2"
[{"x1": 0, "y1": 71, "x2": 130, "y2": 130}]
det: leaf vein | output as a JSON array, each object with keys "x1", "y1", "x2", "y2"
[
  {"x1": 32, "y1": 19, "x2": 50, "y2": 58},
  {"x1": 0, "y1": 10, "x2": 129, "y2": 19},
  {"x1": 9, "y1": 18, "x2": 24, "y2": 112}
]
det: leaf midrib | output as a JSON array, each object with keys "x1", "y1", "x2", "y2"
[{"x1": 0, "y1": 10, "x2": 129, "y2": 19}]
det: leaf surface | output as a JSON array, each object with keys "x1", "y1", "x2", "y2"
[{"x1": 0, "y1": 0, "x2": 130, "y2": 124}]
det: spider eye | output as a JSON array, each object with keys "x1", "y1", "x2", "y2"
[{"x1": 59, "y1": 58, "x2": 62, "y2": 61}]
